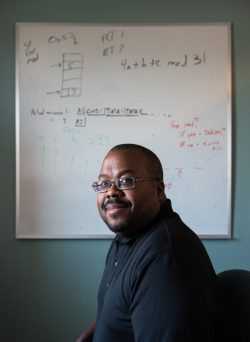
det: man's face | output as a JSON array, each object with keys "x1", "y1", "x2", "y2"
[{"x1": 96, "y1": 149, "x2": 165, "y2": 237}]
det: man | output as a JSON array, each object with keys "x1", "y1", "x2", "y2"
[{"x1": 77, "y1": 143, "x2": 222, "y2": 342}]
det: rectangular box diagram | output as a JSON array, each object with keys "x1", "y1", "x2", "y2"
[{"x1": 61, "y1": 53, "x2": 83, "y2": 97}]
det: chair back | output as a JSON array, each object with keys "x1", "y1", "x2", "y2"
[{"x1": 217, "y1": 269, "x2": 250, "y2": 342}]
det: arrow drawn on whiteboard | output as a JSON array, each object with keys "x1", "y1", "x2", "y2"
[
  {"x1": 46, "y1": 90, "x2": 61, "y2": 95},
  {"x1": 50, "y1": 63, "x2": 62, "y2": 68}
]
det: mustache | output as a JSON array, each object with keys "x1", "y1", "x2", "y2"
[{"x1": 102, "y1": 198, "x2": 131, "y2": 210}]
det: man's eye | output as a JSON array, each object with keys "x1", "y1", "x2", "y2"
[
  {"x1": 120, "y1": 177, "x2": 134, "y2": 186},
  {"x1": 100, "y1": 180, "x2": 110, "y2": 189}
]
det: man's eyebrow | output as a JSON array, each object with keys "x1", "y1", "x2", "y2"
[
  {"x1": 98, "y1": 173, "x2": 108, "y2": 180},
  {"x1": 98, "y1": 169, "x2": 135, "y2": 180}
]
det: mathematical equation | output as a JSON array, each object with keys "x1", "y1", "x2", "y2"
[
  {"x1": 48, "y1": 32, "x2": 78, "y2": 45},
  {"x1": 120, "y1": 53, "x2": 206, "y2": 71}
]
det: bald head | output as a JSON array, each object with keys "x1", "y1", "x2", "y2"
[{"x1": 109, "y1": 144, "x2": 164, "y2": 182}]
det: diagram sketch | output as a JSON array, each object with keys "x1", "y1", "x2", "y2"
[{"x1": 61, "y1": 53, "x2": 83, "y2": 97}]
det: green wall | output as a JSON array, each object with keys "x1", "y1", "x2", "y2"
[{"x1": 1, "y1": 0, "x2": 250, "y2": 341}]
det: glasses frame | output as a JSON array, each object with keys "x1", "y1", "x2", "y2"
[{"x1": 92, "y1": 177, "x2": 156, "y2": 193}]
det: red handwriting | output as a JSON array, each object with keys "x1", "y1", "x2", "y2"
[
  {"x1": 165, "y1": 183, "x2": 173, "y2": 190},
  {"x1": 179, "y1": 140, "x2": 222, "y2": 151},
  {"x1": 169, "y1": 116, "x2": 226, "y2": 152},
  {"x1": 170, "y1": 120, "x2": 180, "y2": 129},
  {"x1": 184, "y1": 116, "x2": 199, "y2": 128},
  {"x1": 170, "y1": 116, "x2": 199, "y2": 130},
  {"x1": 204, "y1": 128, "x2": 226, "y2": 135}
]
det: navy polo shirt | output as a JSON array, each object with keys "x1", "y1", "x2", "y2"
[{"x1": 93, "y1": 199, "x2": 222, "y2": 342}]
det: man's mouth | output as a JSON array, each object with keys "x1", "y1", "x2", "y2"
[{"x1": 103, "y1": 200, "x2": 130, "y2": 212}]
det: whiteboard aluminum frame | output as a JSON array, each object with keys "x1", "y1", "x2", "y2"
[{"x1": 15, "y1": 22, "x2": 232, "y2": 239}]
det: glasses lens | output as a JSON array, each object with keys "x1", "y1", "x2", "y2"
[
  {"x1": 118, "y1": 177, "x2": 135, "y2": 189},
  {"x1": 92, "y1": 180, "x2": 110, "y2": 192},
  {"x1": 98, "y1": 180, "x2": 111, "y2": 192}
]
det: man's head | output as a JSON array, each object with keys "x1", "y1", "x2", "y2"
[{"x1": 94, "y1": 144, "x2": 166, "y2": 237}]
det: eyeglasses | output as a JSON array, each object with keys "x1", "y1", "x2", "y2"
[{"x1": 92, "y1": 177, "x2": 156, "y2": 193}]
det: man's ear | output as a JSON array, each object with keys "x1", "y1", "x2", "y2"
[{"x1": 157, "y1": 181, "x2": 166, "y2": 203}]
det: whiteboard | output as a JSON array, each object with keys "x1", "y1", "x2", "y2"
[{"x1": 16, "y1": 23, "x2": 232, "y2": 239}]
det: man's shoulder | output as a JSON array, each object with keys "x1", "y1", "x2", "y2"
[{"x1": 137, "y1": 210, "x2": 210, "y2": 266}]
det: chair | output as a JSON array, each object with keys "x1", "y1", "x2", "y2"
[{"x1": 217, "y1": 269, "x2": 250, "y2": 342}]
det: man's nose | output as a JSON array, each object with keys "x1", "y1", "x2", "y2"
[{"x1": 106, "y1": 182, "x2": 122, "y2": 197}]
